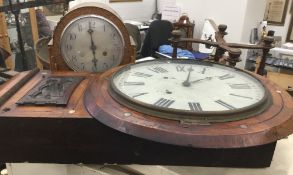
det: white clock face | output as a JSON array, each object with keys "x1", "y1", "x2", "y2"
[
  {"x1": 111, "y1": 60, "x2": 267, "y2": 113},
  {"x1": 60, "y1": 15, "x2": 124, "y2": 72}
]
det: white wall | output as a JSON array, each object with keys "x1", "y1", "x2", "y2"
[
  {"x1": 237, "y1": 0, "x2": 267, "y2": 68},
  {"x1": 108, "y1": 0, "x2": 156, "y2": 21},
  {"x1": 177, "y1": 0, "x2": 292, "y2": 43},
  {"x1": 241, "y1": 0, "x2": 266, "y2": 43},
  {"x1": 177, "y1": 0, "x2": 249, "y2": 42},
  {"x1": 70, "y1": 0, "x2": 156, "y2": 21}
]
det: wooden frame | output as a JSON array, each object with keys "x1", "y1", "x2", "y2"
[
  {"x1": 0, "y1": 0, "x2": 12, "y2": 68},
  {"x1": 264, "y1": 0, "x2": 289, "y2": 25},
  {"x1": 110, "y1": 0, "x2": 142, "y2": 2},
  {"x1": 287, "y1": 16, "x2": 293, "y2": 42}
]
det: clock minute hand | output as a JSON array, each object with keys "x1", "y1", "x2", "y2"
[
  {"x1": 87, "y1": 23, "x2": 98, "y2": 69},
  {"x1": 182, "y1": 66, "x2": 193, "y2": 87}
]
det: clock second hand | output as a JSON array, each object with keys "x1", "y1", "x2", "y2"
[
  {"x1": 87, "y1": 22, "x2": 98, "y2": 70},
  {"x1": 182, "y1": 66, "x2": 194, "y2": 87}
]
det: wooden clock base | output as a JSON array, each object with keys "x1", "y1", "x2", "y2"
[
  {"x1": 0, "y1": 116, "x2": 276, "y2": 168},
  {"x1": 0, "y1": 70, "x2": 288, "y2": 168}
]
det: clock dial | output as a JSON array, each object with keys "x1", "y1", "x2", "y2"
[
  {"x1": 109, "y1": 60, "x2": 271, "y2": 122},
  {"x1": 60, "y1": 15, "x2": 124, "y2": 72}
]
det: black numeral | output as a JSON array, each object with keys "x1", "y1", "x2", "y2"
[
  {"x1": 78, "y1": 24, "x2": 82, "y2": 32},
  {"x1": 71, "y1": 55, "x2": 77, "y2": 62},
  {"x1": 66, "y1": 44, "x2": 72, "y2": 51},
  {"x1": 215, "y1": 100, "x2": 236, "y2": 110},
  {"x1": 69, "y1": 33, "x2": 76, "y2": 40},
  {"x1": 92, "y1": 66, "x2": 98, "y2": 72},
  {"x1": 188, "y1": 102, "x2": 203, "y2": 111},
  {"x1": 219, "y1": 74, "x2": 234, "y2": 80},
  {"x1": 176, "y1": 65, "x2": 186, "y2": 72},
  {"x1": 229, "y1": 84, "x2": 251, "y2": 89},
  {"x1": 132, "y1": 92, "x2": 148, "y2": 98},
  {"x1": 154, "y1": 98, "x2": 174, "y2": 108},
  {"x1": 148, "y1": 67, "x2": 168, "y2": 73},
  {"x1": 202, "y1": 67, "x2": 206, "y2": 74},
  {"x1": 89, "y1": 21, "x2": 95, "y2": 28},
  {"x1": 133, "y1": 72, "x2": 152, "y2": 78},
  {"x1": 80, "y1": 63, "x2": 85, "y2": 70},
  {"x1": 124, "y1": 82, "x2": 145, "y2": 86},
  {"x1": 112, "y1": 33, "x2": 116, "y2": 38},
  {"x1": 229, "y1": 93, "x2": 253, "y2": 99}
]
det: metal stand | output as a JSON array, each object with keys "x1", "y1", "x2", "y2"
[{"x1": 8, "y1": 0, "x2": 27, "y2": 71}]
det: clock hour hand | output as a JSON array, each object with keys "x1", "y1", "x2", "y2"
[
  {"x1": 87, "y1": 22, "x2": 98, "y2": 69},
  {"x1": 190, "y1": 77, "x2": 213, "y2": 84},
  {"x1": 182, "y1": 66, "x2": 194, "y2": 87}
]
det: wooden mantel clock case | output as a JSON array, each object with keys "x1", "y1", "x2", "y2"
[
  {"x1": 0, "y1": 2, "x2": 293, "y2": 168},
  {"x1": 48, "y1": 2, "x2": 134, "y2": 72}
]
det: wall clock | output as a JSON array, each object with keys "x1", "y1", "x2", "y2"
[
  {"x1": 108, "y1": 59, "x2": 271, "y2": 122},
  {"x1": 84, "y1": 59, "x2": 293, "y2": 148},
  {"x1": 49, "y1": 2, "x2": 134, "y2": 72}
]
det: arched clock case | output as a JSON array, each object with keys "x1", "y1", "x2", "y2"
[{"x1": 49, "y1": 3, "x2": 134, "y2": 72}]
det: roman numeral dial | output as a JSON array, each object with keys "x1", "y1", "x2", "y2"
[
  {"x1": 111, "y1": 61, "x2": 266, "y2": 115},
  {"x1": 60, "y1": 16, "x2": 125, "y2": 73}
]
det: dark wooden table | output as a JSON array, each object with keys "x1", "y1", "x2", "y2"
[{"x1": 0, "y1": 70, "x2": 292, "y2": 168}]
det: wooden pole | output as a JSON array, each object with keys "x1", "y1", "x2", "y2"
[
  {"x1": 0, "y1": 0, "x2": 13, "y2": 69},
  {"x1": 29, "y1": 7, "x2": 43, "y2": 69}
]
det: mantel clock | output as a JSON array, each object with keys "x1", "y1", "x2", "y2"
[{"x1": 49, "y1": 2, "x2": 134, "y2": 72}]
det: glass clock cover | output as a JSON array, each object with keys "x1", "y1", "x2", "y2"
[{"x1": 109, "y1": 59, "x2": 271, "y2": 122}]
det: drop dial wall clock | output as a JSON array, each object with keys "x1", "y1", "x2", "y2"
[
  {"x1": 49, "y1": 2, "x2": 134, "y2": 72},
  {"x1": 84, "y1": 59, "x2": 293, "y2": 148}
]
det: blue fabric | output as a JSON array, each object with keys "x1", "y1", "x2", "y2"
[
  {"x1": 159, "y1": 45, "x2": 177, "y2": 53},
  {"x1": 158, "y1": 45, "x2": 209, "y2": 59}
]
